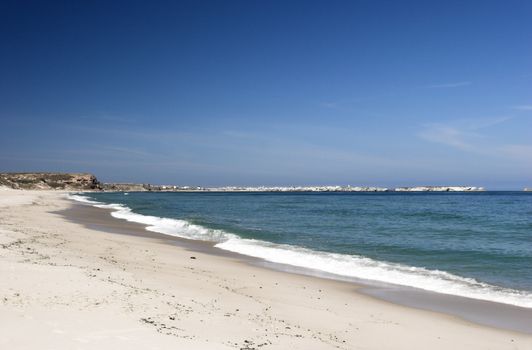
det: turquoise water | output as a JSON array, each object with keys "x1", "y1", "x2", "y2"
[{"x1": 74, "y1": 191, "x2": 532, "y2": 307}]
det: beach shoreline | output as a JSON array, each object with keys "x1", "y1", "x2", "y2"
[
  {"x1": 62, "y1": 195, "x2": 532, "y2": 335},
  {"x1": 1, "y1": 188, "x2": 531, "y2": 349}
]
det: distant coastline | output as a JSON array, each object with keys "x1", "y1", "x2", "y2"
[
  {"x1": 122, "y1": 185, "x2": 486, "y2": 192},
  {"x1": 3, "y1": 171, "x2": 531, "y2": 192}
]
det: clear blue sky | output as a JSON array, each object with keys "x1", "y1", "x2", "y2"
[{"x1": 1, "y1": 1, "x2": 531, "y2": 189}]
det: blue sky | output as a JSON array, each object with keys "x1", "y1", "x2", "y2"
[{"x1": 1, "y1": 1, "x2": 531, "y2": 188}]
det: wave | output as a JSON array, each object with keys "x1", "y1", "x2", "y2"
[{"x1": 67, "y1": 193, "x2": 532, "y2": 308}]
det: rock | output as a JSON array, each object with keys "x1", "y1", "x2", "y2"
[
  {"x1": 393, "y1": 186, "x2": 485, "y2": 192},
  {"x1": 0, "y1": 172, "x2": 101, "y2": 190},
  {"x1": 100, "y1": 183, "x2": 151, "y2": 192}
]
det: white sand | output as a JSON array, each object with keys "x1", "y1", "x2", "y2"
[{"x1": 0, "y1": 189, "x2": 530, "y2": 349}]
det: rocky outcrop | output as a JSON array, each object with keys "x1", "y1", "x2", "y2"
[
  {"x1": 0, "y1": 173, "x2": 101, "y2": 190},
  {"x1": 394, "y1": 186, "x2": 484, "y2": 192},
  {"x1": 100, "y1": 183, "x2": 187, "y2": 192},
  {"x1": 101, "y1": 183, "x2": 150, "y2": 192},
  {"x1": 200, "y1": 185, "x2": 389, "y2": 192}
]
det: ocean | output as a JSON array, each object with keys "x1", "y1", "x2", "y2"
[{"x1": 70, "y1": 191, "x2": 532, "y2": 308}]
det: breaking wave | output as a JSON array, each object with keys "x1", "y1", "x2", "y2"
[{"x1": 68, "y1": 193, "x2": 532, "y2": 308}]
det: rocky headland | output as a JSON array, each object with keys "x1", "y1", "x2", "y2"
[{"x1": 0, "y1": 173, "x2": 101, "y2": 190}]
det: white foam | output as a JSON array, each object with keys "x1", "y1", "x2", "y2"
[
  {"x1": 69, "y1": 194, "x2": 231, "y2": 241},
  {"x1": 216, "y1": 238, "x2": 532, "y2": 308},
  {"x1": 67, "y1": 194, "x2": 101, "y2": 205},
  {"x1": 68, "y1": 193, "x2": 532, "y2": 308}
]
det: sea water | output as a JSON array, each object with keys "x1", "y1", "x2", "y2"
[{"x1": 71, "y1": 191, "x2": 532, "y2": 308}]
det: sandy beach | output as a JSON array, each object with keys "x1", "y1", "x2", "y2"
[{"x1": 1, "y1": 188, "x2": 531, "y2": 349}]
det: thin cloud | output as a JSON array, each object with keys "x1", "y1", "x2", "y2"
[
  {"x1": 426, "y1": 81, "x2": 472, "y2": 89},
  {"x1": 417, "y1": 116, "x2": 511, "y2": 151},
  {"x1": 418, "y1": 124, "x2": 476, "y2": 151},
  {"x1": 511, "y1": 105, "x2": 532, "y2": 111},
  {"x1": 418, "y1": 117, "x2": 532, "y2": 163},
  {"x1": 500, "y1": 145, "x2": 532, "y2": 159},
  {"x1": 458, "y1": 116, "x2": 513, "y2": 130}
]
